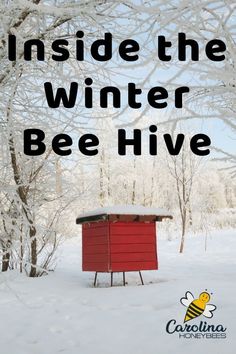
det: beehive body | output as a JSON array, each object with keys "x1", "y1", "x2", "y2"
[{"x1": 82, "y1": 221, "x2": 158, "y2": 272}]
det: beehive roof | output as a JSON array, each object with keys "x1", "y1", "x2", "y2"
[{"x1": 76, "y1": 205, "x2": 172, "y2": 224}]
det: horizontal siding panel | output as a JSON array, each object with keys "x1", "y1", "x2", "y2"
[
  {"x1": 111, "y1": 252, "x2": 156, "y2": 262},
  {"x1": 83, "y1": 254, "x2": 109, "y2": 263},
  {"x1": 83, "y1": 235, "x2": 108, "y2": 246},
  {"x1": 110, "y1": 234, "x2": 155, "y2": 244},
  {"x1": 111, "y1": 224, "x2": 154, "y2": 230},
  {"x1": 110, "y1": 243, "x2": 155, "y2": 253},
  {"x1": 110, "y1": 261, "x2": 158, "y2": 272},
  {"x1": 110, "y1": 224, "x2": 155, "y2": 236},
  {"x1": 111, "y1": 230, "x2": 154, "y2": 236},
  {"x1": 110, "y1": 222, "x2": 154, "y2": 228},
  {"x1": 83, "y1": 262, "x2": 109, "y2": 272},
  {"x1": 83, "y1": 244, "x2": 108, "y2": 255},
  {"x1": 83, "y1": 228, "x2": 108, "y2": 237},
  {"x1": 83, "y1": 221, "x2": 108, "y2": 229}
]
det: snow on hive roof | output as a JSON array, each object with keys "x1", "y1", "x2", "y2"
[{"x1": 76, "y1": 205, "x2": 172, "y2": 224}]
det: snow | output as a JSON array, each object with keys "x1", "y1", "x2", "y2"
[
  {"x1": 0, "y1": 229, "x2": 235, "y2": 354},
  {"x1": 76, "y1": 204, "x2": 172, "y2": 219}
]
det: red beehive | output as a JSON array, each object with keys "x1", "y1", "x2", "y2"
[{"x1": 76, "y1": 205, "x2": 172, "y2": 285}]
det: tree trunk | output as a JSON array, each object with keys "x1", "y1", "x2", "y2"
[
  {"x1": 29, "y1": 225, "x2": 37, "y2": 277},
  {"x1": 179, "y1": 230, "x2": 185, "y2": 253},
  {"x1": 8, "y1": 124, "x2": 39, "y2": 277},
  {"x1": 2, "y1": 243, "x2": 11, "y2": 272},
  {"x1": 99, "y1": 149, "x2": 105, "y2": 206},
  {"x1": 1, "y1": 219, "x2": 12, "y2": 272},
  {"x1": 132, "y1": 159, "x2": 136, "y2": 204},
  {"x1": 19, "y1": 226, "x2": 23, "y2": 273},
  {"x1": 179, "y1": 211, "x2": 186, "y2": 253}
]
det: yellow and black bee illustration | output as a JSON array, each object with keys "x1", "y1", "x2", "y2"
[{"x1": 180, "y1": 291, "x2": 216, "y2": 322}]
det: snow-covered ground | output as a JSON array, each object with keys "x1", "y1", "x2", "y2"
[{"x1": 0, "y1": 229, "x2": 235, "y2": 354}]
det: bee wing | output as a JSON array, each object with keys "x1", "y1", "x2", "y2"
[
  {"x1": 203, "y1": 304, "x2": 217, "y2": 318},
  {"x1": 180, "y1": 291, "x2": 194, "y2": 307}
]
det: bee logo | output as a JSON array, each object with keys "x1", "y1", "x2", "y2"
[{"x1": 180, "y1": 291, "x2": 216, "y2": 323}]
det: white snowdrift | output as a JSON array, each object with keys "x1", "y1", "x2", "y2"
[{"x1": 0, "y1": 229, "x2": 235, "y2": 354}]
